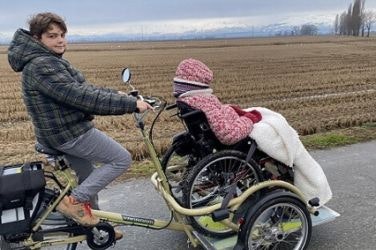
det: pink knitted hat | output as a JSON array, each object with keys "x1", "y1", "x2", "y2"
[{"x1": 173, "y1": 58, "x2": 213, "y2": 97}]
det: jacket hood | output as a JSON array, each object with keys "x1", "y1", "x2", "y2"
[{"x1": 8, "y1": 29, "x2": 58, "y2": 72}]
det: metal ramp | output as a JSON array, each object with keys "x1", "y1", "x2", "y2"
[{"x1": 193, "y1": 206, "x2": 340, "y2": 250}]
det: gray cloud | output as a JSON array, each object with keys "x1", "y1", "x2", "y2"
[{"x1": 1, "y1": 0, "x2": 375, "y2": 34}]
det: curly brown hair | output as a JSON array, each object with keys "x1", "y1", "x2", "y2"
[{"x1": 28, "y1": 12, "x2": 67, "y2": 38}]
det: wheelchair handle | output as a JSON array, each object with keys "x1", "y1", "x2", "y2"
[
  {"x1": 180, "y1": 109, "x2": 203, "y2": 119},
  {"x1": 166, "y1": 103, "x2": 177, "y2": 110}
]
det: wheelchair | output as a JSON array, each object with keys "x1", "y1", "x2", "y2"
[{"x1": 162, "y1": 101, "x2": 296, "y2": 237}]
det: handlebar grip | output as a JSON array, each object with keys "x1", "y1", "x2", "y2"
[
  {"x1": 166, "y1": 103, "x2": 177, "y2": 110},
  {"x1": 144, "y1": 98, "x2": 156, "y2": 106}
]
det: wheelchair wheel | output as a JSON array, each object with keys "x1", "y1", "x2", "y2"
[
  {"x1": 161, "y1": 142, "x2": 200, "y2": 199},
  {"x1": 236, "y1": 191, "x2": 312, "y2": 250},
  {"x1": 183, "y1": 150, "x2": 262, "y2": 237}
]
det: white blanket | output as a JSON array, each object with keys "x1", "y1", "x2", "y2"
[{"x1": 244, "y1": 107, "x2": 332, "y2": 206}]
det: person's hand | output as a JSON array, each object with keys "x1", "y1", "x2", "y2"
[
  {"x1": 243, "y1": 110, "x2": 262, "y2": 123},
  {"x1": 118, "y1": 90, "x2": 126, "y2": 95},
  {"x1": 136, "y1": 100, "x2": 154, "y2": 113},
  {"x1": 230, "y1": 105, "x2": 262, "y2": 123},
  {"x1": 229, "y1": 105, "x2": 246, "y2": 116}
]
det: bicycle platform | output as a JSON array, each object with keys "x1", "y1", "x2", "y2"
[{"x1": 193, "y1": 206, "x2": 340, "y2": 250}]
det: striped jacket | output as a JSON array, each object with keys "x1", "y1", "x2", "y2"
[{"x1": 8, "y1": 29, "x2": 137, "y2": 147}]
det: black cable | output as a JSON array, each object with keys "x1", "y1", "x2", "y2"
[{"x1": 149, "y1": 98, "x2": 166, "y2": 148}]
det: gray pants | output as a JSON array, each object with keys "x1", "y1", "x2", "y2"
[
  {"x1": 55, "y1": 128, "x2": 132, "y2": 205},
  {"x1": 63, "y1": 155, "x2": 99, "y2": 209}
]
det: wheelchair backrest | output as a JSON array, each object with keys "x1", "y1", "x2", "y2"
[
  {"x1": 176, "y1": 101, "x2": 221, "y2": 146},
  {"x1": 175, "y1": 101, "x2": 255, "y2": 154}
]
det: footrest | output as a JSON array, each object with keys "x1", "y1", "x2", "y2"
[
  {"x1": 311, "y1": 206, "x2": 340, "y2": 226},
  {"x1": 192, "y1": 231, "x2": 236, "y2": 250}
]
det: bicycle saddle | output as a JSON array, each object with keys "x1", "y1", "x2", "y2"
[{"x1": 35, "y1": 142, "x2": 64, "y2": 156}]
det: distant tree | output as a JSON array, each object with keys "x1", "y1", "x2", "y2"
[
  {"x1": 292, "y1": 26, "x2": 300, "y2": 36},
  {"x1": 351, "y1": 0, "x2": 366, "y2": 36},
  {"x1": 300, "y1": 24, "x2": 318, "y2": 35},
  {"x1": 336, "y1": 0, "x2": 367, "y2": 36},
  {"x1": 352, "y1": 0, "x2": 361, "y2": 35},
  {"x1": 339, "y1": 11, "x2": 347, "y2": 35},
  {"x1": 364, "y1": 10, "x2": 376, "y2": 37},
  {"x1": 334, "y1": 14, "x2": 339, "y2": 34},
  {"x1": 360, "y1": 0, "x2": 366, "y2": 36},
  {"x1": 346, "y1": 4, "x2": 353, "y2": 35}
]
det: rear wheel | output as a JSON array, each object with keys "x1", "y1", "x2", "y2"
[
  {"x1": 237, "y1": 192, "x2": 312, "y2": 250},
  {"x1": 0, "y1": 236, "x2": 26, "y2": 250},
  {"x1": 183, "y1": 150, "x2": 262, "y2": 237}
]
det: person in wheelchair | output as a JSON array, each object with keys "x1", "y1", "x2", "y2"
[
  {"x1": 173, "y1": 59, "x2": 262, "y2": 146},
  {"x1": 8, "y1": 12, "x2": 153, "y2": 231},
  {"x1": 172, "y1": 58, "x2": 332, "y2": 206}
]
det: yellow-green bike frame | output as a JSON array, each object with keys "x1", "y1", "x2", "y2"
[
  {"x1": 18, "y1": 106, "x2": 314, "y2": 250},
  {"x1": 12, "y1": 68, "x2": 320, "y2": 249}
]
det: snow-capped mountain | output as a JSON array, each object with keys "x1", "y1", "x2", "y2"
[{"x1": 66, "y1": 22, "x2": 334, "y2": 43}]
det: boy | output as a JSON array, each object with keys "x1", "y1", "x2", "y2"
[{"x1": 8, "y1": 12, "x2": 152, "y2": 235}]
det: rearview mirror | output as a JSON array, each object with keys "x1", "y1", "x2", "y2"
[{"x1": 121, "y1": 68, "x2": 131, "y2": 83}]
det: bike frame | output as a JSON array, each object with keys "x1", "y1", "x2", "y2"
[{"x1": 21, "y1": 105, "x2": 314, "y2": 250}]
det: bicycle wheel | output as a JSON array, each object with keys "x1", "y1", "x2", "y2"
[
  {"x1": 0, "y1": 236, "x2": 26, "y2": 250},
  {"x1": 237, "y1": 192, "x2": 312, "y2": 250},
  {"x1": 183, "y1": 150, "x2": 262, "y2": 237},
  {"x1": 0, "y1": 236, "x2": 11, "y2": 250}
]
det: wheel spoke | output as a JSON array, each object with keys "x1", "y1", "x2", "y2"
[
  {"x1": 247, "y1": 202, "x2": 310, "y2": 250},
  {"x1": 184, "y1": 151, "x2": 261, "y2": 236}
]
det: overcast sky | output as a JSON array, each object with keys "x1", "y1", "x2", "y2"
[{"x1": 1, "y1": 0, "x2": 376, "y2": 37}]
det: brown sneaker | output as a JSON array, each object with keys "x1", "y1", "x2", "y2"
[
  {"x1": 56, "y1": 195, "x2": 100, "y2": 227},
  {"x1": 114, "y1": 229, "x2": 123, "y2": 241}
]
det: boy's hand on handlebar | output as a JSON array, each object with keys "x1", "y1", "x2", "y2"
[{"x1": 136, "y1": 100, "x2": 154, "y2": 113}]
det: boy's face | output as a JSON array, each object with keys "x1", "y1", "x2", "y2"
[{"x1": 39, "y1": 24, "x2": 67, "y2": 55}]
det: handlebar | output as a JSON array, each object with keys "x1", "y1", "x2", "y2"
[
  {"x1": 134, "y1": 95, "x2": 160, "y2": 113},
  {"x1": 132, "y1": 95, "x2": 165, "y2": 137},
  {"x1": 133, "y1": 95, "x2": 164, "y2": 118}
]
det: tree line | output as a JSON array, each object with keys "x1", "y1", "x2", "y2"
[
  {"x1": 334, "y1": 0, "x2": 376, "y2": 37},
  {"x1": 276, "y1": 24, "x2": 319, "y2": 36}
]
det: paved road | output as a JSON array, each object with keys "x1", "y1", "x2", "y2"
[{"x1": 23, "y1": 140, "x2": 376, "y2": 249}]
